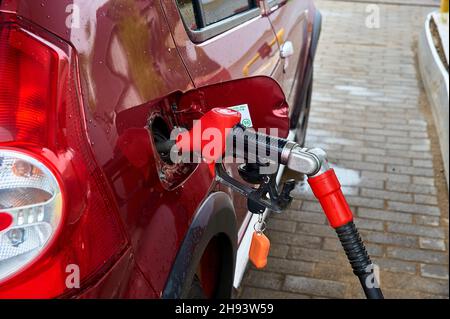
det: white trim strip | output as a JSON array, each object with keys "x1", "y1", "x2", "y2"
[{"x1": 233, "y1": 129, "x2": 296, "y2": 288}]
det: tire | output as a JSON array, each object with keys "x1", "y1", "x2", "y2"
[
  {"x1": 186, "y1": 275, "x2": 207, "y2": 299},
  {"x1": 295, "y1": 73, "x2": 313, "y2": 147}
]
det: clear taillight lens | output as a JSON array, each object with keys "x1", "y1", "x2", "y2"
[{"x1": 0, "y1": 150, "x2": 62, "y2": 281}]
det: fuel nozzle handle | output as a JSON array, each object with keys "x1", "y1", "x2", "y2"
[
  {"x1": 231, "y1": 125, "x2": 384, "y2": 299},
  {"x1": 230, "y1": 125, "x2": 322, "y2": 175},
  {"x1": 176, "y1": 110, "x2": 383, "y2": 299},
  {"x1": 229, "y1": 125, "x2": 290, "y2": 165}
]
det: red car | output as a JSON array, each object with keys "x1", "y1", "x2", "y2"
[{"x1": 0, "y1": 0, "x2": 321, "y2": 298}]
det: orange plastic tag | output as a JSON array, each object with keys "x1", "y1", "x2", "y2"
[{"x1": 249, "y1": 231, "x2": 270, "y2": 269}]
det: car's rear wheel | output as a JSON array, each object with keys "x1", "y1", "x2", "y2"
[
  {"x1": 186, "y1": 275, "x2": 206, "y2": 299},
  {"x1": 295, "y1": 74, "x2": 313, "y2": 147}
]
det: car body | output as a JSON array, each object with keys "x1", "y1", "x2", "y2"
[{"x1": 0, "y1": 0, "x2": 321, "y2": 298}]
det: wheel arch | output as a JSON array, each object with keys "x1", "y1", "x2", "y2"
[{"x1": 162, "y1": 191, "x2": 237, "y2": 299}]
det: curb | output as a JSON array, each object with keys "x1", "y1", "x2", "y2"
[{"x1": 418, "y1": 12, "x2": 449, "y2": 188}]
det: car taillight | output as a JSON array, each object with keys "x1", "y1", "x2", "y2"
[
  {"x1": 0, "y1": 150, "x2": 63, "y2": 281},
  {"x1": 0, "y1": 19, "x2": 127, "y2": 298}
]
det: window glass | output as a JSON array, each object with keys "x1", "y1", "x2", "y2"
[
  {"x1": 201, "y1": 0, "x2": 251, "y2": 26},
  {"x1": 176, "y1": 0, "x2": 199, "y2": 30},
  {"x1": 176, "y1": 0, "x2": 254, "y2": 30}
]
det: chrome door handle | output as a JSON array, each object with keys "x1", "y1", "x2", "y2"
[{"x1": 280, "y1": 41, "x2": 294, "y2": 59}]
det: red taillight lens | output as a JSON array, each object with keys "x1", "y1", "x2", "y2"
[
  {"x1": 0, "y1": 213, "x2": 13, "y2": 232},
  {"x1": 0, "y1": 21, "x2": 127, "y2": 298},
  {"x1": 0, "y1": 25, "x2": 57, "y2": 145}
]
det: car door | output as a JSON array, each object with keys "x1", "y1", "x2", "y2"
[
  {"x1": 160, "y1": 0, "x2": 284, "y2": 241},
  {"x1": 265, "y1": 0, "x2": 312, "y2": 107}
]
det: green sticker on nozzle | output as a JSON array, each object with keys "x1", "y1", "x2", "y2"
[{"x1": 228, "y1": 104, "x2": 254, "y2": 128}]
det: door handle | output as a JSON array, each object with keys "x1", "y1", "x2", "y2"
[{"x1": 280, "y1": 41, "x2": 294, "y2": 59}]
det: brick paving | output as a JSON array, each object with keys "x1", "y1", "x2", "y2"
[{"x1": 238, "y1": 0, "x2": 449, "y2": 299}]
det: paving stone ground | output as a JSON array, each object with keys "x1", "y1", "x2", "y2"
[{"x1": 238, "y1": 0, "x2": 449, "y2": 299}]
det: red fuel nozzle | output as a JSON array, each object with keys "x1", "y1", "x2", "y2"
[
  {"x1": 307, "y1": 169, "x2": 353, "y2": 229},
  {"x1": 176, "y1": 108, "x2": 242, "y2": 162}
]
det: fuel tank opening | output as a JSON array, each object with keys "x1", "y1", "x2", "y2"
[{"x1": 150, "y1": 116, "x2": 174, "y2": 164}]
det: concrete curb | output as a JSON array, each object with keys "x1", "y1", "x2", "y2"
[{"x1": 418, "y1": 12, "x2": 449, "y2": 188}]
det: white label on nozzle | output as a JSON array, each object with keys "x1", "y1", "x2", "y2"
[{"x1": 228, "y1": 104, "x2": 253, "y2": 128}]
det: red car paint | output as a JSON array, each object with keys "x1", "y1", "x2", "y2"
[{"x1": 0, "y1": 0, "x2": 319, "y2": 298}]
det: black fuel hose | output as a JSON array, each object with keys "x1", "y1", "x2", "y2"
[{"x1": 336, "y1": 222, "x2": 384, "y2": 299}]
